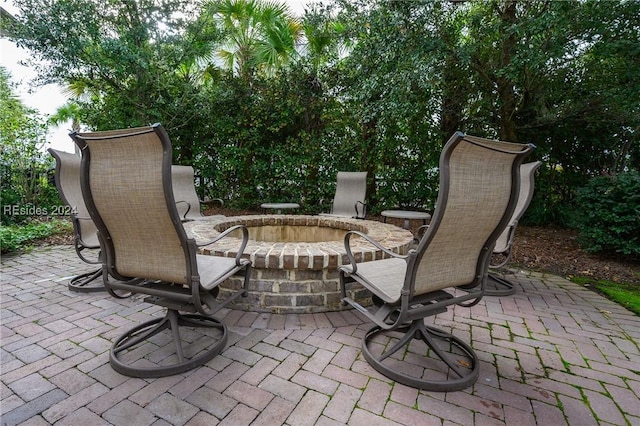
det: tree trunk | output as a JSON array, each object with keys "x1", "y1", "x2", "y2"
[{"x1": 497, "y1": 0, "x2": 518, "y2": 142}]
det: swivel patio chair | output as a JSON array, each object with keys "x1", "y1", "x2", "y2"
[
  {"x1": 320, "y1": 171, "x2": 368, "y2": 219},
  {"x1": 339, "y1": 132, "x2": 534, "y2": 391},
  {"x1": 48, "y1": 148, "x2": 104, "y2": 292},
  {"x1": 486, "y1": 161, "x2": 542, "y2": 296},
  {"x1": 70, "y1": 123, "x2": 251, "y2": 378}
]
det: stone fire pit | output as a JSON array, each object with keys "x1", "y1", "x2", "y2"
[{"x1": 184, "y1": 215, "x2": 414, "y2": 313}]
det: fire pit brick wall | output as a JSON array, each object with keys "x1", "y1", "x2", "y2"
[{"x1": 185, "y1": 215, "x2": 414, "y2": 313}]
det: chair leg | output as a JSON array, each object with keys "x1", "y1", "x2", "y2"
[
  {"x1": 109, "y1": 309, "x2": 227, "y2": 378},
  {"x1": 68, "y1": 267, "x2": 104, "y2": 293},
  {"x1": 485, "y1": 272, "x2": 516, "y2": 296},
  {"x1": 362, "y1": 319, "x2": 479, "y2": 391}
]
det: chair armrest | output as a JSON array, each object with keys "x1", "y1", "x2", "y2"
[
  {"x1": 202, "y1": 197, "x2": 224, "y2": 207},
  {"x1": 175, "y1": 200, "x2": 191, "y2": 221},
  {"x1": 355, "y1": 201, "x2": 367, "y2": 219},
  {"x1": 196, "y1": 224, "x2": 249, "y2": 266},
  {"x1": 416, "y1": 224, "x2": 430, "y2": 240},
  {"x1": 343, "y1": 230, "x2": 407, "y2": 275},
  {"x1": 71, "y1": 216, "x2": 101, "y2": 250}
]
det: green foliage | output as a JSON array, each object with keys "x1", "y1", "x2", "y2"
[
  {"x1": 194, "y1": 61, "x2": 360, "y2": 211},
  {"x1": 4, "y1": 0, "x2": 639, "y2": 224},
  {"x1": 204, "y1": 0, "x2": 302, "y2": 79},
  {"x1": 574, "y1": 171, "x2": 640, "y2": 256},
  {"x1": 572, "y1": 277, "x2": 640, "y2": 316},
  {"x1": 0, "y1": 218, "x2": 72, "y2": 254},
  {"x1": 327, "y1": 0, "x2": 447, "y2": 211},
  {"x1": 9, "y1": 0, "x2": 218, "y2": 163},
  {"x1": 0, "y1": 67, "x2": 60, "y2": 225}
]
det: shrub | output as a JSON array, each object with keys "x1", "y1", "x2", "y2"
[
  {"x1": 0, "y1": 218, "x2": 72, "y2": 254},
  {"x1": 574, "y1": 171, "x2": 640, "y2": 256}
]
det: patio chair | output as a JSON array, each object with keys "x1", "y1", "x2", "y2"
[
  {"x1": 70, "y1": 123, "x2": 251, "y2": 378},
  {"x1": 171, "y1": 165, "x2": 206, "y2": 221},
  {"x1": 48, "y1": 148, "x2": 104, "y2": 292},
  {"x1": 320, "y1": 171, "x2": 367, "y2": 219},
  {"x1": 339, "y1": 132, "x2": 534, "y2": 391},
  {"x1": 486, "y1": 161, "x2": 542, "y2": 296}
]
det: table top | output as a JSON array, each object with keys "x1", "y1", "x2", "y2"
[
  {"x1": 260, "y1": 203, "x2": 300, "y2": 209},
  {"x1": 381, "y1": 210, "x2": 431, "y2": 220}
]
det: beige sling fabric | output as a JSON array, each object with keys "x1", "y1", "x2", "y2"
[{"x1": 78, "y1": 126, "x2": 188, "y2": 284}]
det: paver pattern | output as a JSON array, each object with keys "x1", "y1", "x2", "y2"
[{"x1": 1, "y1": 245, "x2": 639, "y2": 425}]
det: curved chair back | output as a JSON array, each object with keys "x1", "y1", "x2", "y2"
[
  {"x1": 70, "y1": 124, "x2": 251, "y2": 378},
  {"x1": 48, "y1": 148, "x2": 99, "y2": 249},
  {"x1": 172, "y1": 165, "x2": 204, "y2": 221},
  {"x1": 48, "y1": 148, "x2": 105, "y2": 292},
  {"x1": 486, "y1": 160, "x2": 542, "y2": 296},
  {"x1": 493, "y1": 161, "x2": 542, "y2": 255},
  {"x1": 411, "y1": 133, "x2": 534, "y2": 296},
  {"x1": 72, "y1": 124, "x2": 195, "y2": 285},
  {"x1": 325, "y1": 171, "x2": 367, "y2": 218},
  {"x1": 338, "y1": 131, "x2": 534, "y2": 391}
]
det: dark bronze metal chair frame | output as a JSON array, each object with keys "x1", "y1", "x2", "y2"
[
  {"x1": 339, "y1": 132, "x2": 535, "y2": 391},
  {"x1": 70, "y1": 123, "x2": 251, "y2": 378}
]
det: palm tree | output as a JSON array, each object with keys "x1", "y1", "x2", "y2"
[
  {"x1": 298, "y1": 3, "x2": 349, "y2": 73},
  {"x1": 49, "y1": 102, "x2": 82, "y2": 133},
  {"x1": 203, "y1": 0, "x2": 302, "y2": 79}
]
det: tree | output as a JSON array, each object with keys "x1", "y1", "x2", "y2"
[
  {"x1": 327, "y1": 0, "x2": 447, "y2": 210},
  {"x1": 330, "y1": 0, "x2": 639, "y2": 220},
  {"x1": 0, "y1": 67, "x2": 56, "y2": 225},
  {"x1": 202, "y1": 0, "x2": 302, "y2": 79},
  {"x1": 8, "y1": 0, "x2": 220, "y2": 162},
  {"x1": 7, "y1": 0, "x2": 637, "y2": 225}
]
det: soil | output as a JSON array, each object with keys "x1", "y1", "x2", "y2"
[
  {"x1": 509, "y1": 226, "x2": 640, "y2": 285},
  {"x1": 43, "y1": 207, "x2": 640, "y2": 286}
]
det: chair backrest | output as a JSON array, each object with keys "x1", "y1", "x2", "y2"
[
  {"x1": 493, "y1": 161, "x2": 542, "y2": 253},
  {"x1": 411, "y1": 132, "x2": 534, "y2": 296},
  {"x1": 172, "y1": 165, "x2": 203, "y2": 220},
  {"x1": 70, "y1": 124, "x2": 196, "y2": 284},
  {"x1": 48, "y1": 148, "x2": 99, "y2": 248},
  {"x1": 331, "y1": 171, "x2": 367, "y2": 218}
]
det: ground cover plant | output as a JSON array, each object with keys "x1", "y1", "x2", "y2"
[{"x1": 0, "y1": 218, "x2": 72, "y2": 254}]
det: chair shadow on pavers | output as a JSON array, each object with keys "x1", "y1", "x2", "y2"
[
  {"x1": 339, "y1": 131, "x2": 535, "y2": 391},
  {"x1": 486, "y1": 160, "x2": 542, "y2": 296},
  {"x1": 69, "y1": 123, "x2": 252, "y2": 378},
  {"x1": 319, "y1": 171, "x2": 368, "y2": 219},
  {"x1": 48, "y1": 148, "x2": 104, "y2": 292}
]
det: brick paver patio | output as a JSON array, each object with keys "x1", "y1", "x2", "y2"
[{"x1": 1, "y1": 245, "x2": 639, "y2": 425}]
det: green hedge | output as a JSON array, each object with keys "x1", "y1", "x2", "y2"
[{"x1": 574, "y1": 171, "x2": 640, "y2": 256}]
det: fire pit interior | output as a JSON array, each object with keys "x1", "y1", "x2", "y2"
[{"x1": 244, "y1": 224, "x2": 349, "y2": 243}]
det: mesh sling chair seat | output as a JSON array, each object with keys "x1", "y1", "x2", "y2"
[
  {"x1": 319, "y1": 171, "x2": 368, "y2": 219},
  {"x1": 339, "y1": 132, "x2": 534, "y2": 391},
  {"x1": 70, "y1": 123, "x2": 251, "y2": 378},
  {"x1": 486, "y1": 161, "x2": 542, "y2": 296},
  {"x1": 48, "y1": 148, "x2": 104, "y2": 292}
]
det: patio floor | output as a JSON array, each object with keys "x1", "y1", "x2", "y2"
[{"x1": 1, "y1": 244, "x2": 639, "y2": 425}]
